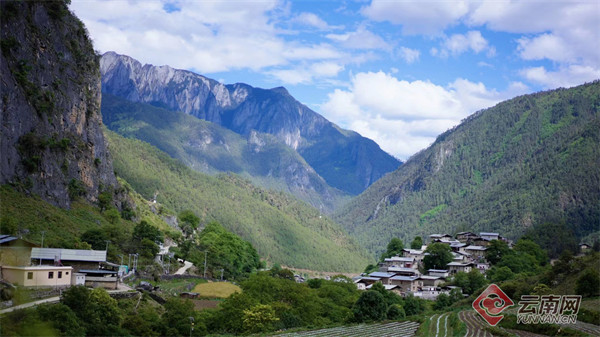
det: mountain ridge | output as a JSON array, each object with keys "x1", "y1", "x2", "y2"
[
  {"x1": 100, "y1": 51, "x2": 401, "y2": 195},
  {"x1": 336, "y1": 82, "x2": 600, "y2": 256},
  {"x1": 105, "y1": 129, "x2": 372, "y2": 272},
  {"x1": 101, "y1": 93, "x2": 348, "y2": 212}
]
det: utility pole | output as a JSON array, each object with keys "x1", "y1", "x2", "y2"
[
  {"x1": 220, "y1": 269, "x2": 224, "y2": 281},
  {"x1": 188, "y1": 317, "x2": 194, "y2": 337},
  {"x1": 105, "y1": 240, "x2": 110, "y2": 252},
  {"x1": 203, "y1": 251, "x2": 207, "y2": 278}
]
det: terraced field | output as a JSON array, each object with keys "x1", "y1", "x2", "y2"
[
  {"x1": 278, "y1": 321, "x2": 421, "y2": 337},
  {"x1": 561, "y1": 320, "x2": 600, "y2": 336},
  {"x1": 459, "y1": 311, "x2": 493, "y2": 337},
  {"x1": 424, "y1": 313, "x2": 451, "y2": 337}
]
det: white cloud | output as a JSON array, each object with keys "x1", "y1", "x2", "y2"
[
  {"x1": 268, "y1": 62, "x2": 344, "y2": 85},
  {"x1": 520, "y1": 65, "x2": 600, "y2": 89},
  {"x1": 71, "y1": 0, "x2": 290, "y2": 73},
  {"x1": 326, "y1": 26, "x2": 391, "y2": 50},
  {"x1": 321, "y1": 72, "x2": 529, "y2": 159},
  {"x1": 361, "y1": 0, "x2": 599, "y2": 89},
  {"x1": 517, "y1": 34, "x2": 576, "y2": 63},
  {"x1": 433, "y1": 31, "x2": 493, "y2": 58},
  {"x1": 398, "y1": 47, "x2": 420, "y2": 64},
  {"x1": 361, "y1": 0, "x2": 471, "y2": 35},
  {"x1": 292, "y1": 12, "x2": 344, "y2": 31}
]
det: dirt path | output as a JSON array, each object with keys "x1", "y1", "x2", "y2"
[{"x1": 175, "y1": 260, "x2": 193, "y2": 275}]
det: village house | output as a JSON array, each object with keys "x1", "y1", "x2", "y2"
[
  {"x1": 387, "y1": 266, "x2": 420, "y2": 277},
  {"x1": 390, "y1": 275, "x2": 419, "y2": 292},
  {"x1": 78, "y1": 269, "x2": 119, "y2": 290},
  {"x1": 479, "y1": 232, "x2": 500, "y2": 241},
  {"x1": 429, "y1": 234, "x2": 453, "y2": 242},
  {"x1": 418, "y1": 275, "x2": 444, "y2": 289},
  {"x1": 354, "y1": 276, "x2": 381, "y2": 290},
  {"x1": 455, "y1": 232, "x2": 479, "y2": 242},
  {"x1": 476, "y1": 262, "x2": 490, "y2": 273},
  {"x1": 428, "y1": 269, "x2": 450, "y2": 278},
  {"x1": 30, "y1": 248, "x2": 107, "y2": 271},
  {"x1": 368, "y1": 272, "x2": 395, "y2": 285},
  {"x1": 379, "y1": 256, "x2": 416, "y2": 269},
  {"x1": 447, "y1": 262, "x2": 474, "y2": 274},
  {"x1": 402, "y1": 249, "x2": 425, "y2": 262},
  {"x1": 0, "y1": 235, "x2": 39, "y2": 266},
  {"x1": 453, "y1": 251, "x2": 472, "y2": 263},
  {"x1": 471, "y1": 237, "x2": 492, "y2": 247},
  {"x1": 1, "y1": 265, "x2": 73, "y2": 288},
  {"x1": 464, "y1": 245, "x2": 487, "y2": 259}
]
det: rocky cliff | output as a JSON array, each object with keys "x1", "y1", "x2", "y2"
[
  {"x1": 0, "y1": 1, "x2": 117, "y2": 208},
  {"x1": 100, "y1": 52, "x2": 401, "y2": 195}
]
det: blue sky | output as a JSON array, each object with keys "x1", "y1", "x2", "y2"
[{"x1": 71, "y1": 0, "x2": 600, "y2": 160}]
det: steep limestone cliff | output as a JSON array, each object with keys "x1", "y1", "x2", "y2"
[{"x1": 0, "y1": 1, "x2": 117, "y2": 208}]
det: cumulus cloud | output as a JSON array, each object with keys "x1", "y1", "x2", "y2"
[
  {"x1": 361, "y1": 0, "x2": 471, "y2": 35},
  {"x1": 268, "y1": 61, "x2": 345, "y2": 85},
  {"x1": 361, "y1": 0, "x2": 599, "y2": 88},
  {"x1": 520, "y1": 65, "x2": 600, "y2": 89},
  {"x1": 292, "y1": 12, "x2": 344, "y2": 31},
  {"x1": 326, "y1": 26, "x2": 391, "y2": 50},
  {"x1": 398, "y1": 47, "x2": 420, "y2": 64},
  {"x1": 432, "y1": 30, "x2": 494, "y2": 58},
  {"x1": 71, "y1": 0, "x2": 289, "y2": 73},
  {"x1": 321, "y1": 72, "x2": 529, "y2": 159}
]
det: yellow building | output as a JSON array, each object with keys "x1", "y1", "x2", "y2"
[{"x1": 1, "y1": 265, "x2": 73, "y2": 288}]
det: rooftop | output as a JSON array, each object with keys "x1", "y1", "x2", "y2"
[
  {"x1": 391, "y1": 275, "x2": 418, "y2": 281},
  {"x1": 369, "y1": 272, "x2": 395, "y2": 278},
  {"x1": 79, "y1": 269, "x2": 118, "y2": 274},
  {"x1": 384, "y1": 256, "x2": 415, "y2": 262},
  {"x1": 1, "y1": 265, "x2": 72, "y2": 271},
  {"x1": 465, "y1": 245, "x2": 487, "y2": 251},
  {"x1": 31, "y1": 248, "x2": 107, "y2": 262},
  {"x1": 447, "y1": 262, "x2": 474, "y2": 267},
  {"x1": 387, "y1": 267, "x2": 419, "y2": 273},
  {"x1": 419, "y1": 276, "x2": 441, "y2": 280},
  {"x1": 355, "y1": 277, "x2": 381, "y2": 282}
]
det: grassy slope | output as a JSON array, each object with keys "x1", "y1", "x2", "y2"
[
  {"x1": 336, "y1": 82, "x2": 600, "y2": 256},
  {"x1": 101, "y1": 94, "x2": 349, "y2": 213},
  {"x1": 0, "y1": 182, "x2": 171, "y2": 249},
  {"x1": 105, "y1": 129, "x2": 371, "y2": 272}
]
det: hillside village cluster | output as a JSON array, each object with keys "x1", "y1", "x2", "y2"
[
  {"x1": 352, "y1": 232, "x2": 510, "y2": 299},
  {"x1": 0, "y1": 231, "x2": 506, "y2": 299}
]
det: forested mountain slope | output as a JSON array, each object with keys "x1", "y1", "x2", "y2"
[
  {"x1": 106, "y1": 129, "x2": 371, "y2": 272},
  {"x1": 100, "y1": 52, "x2": 400, "y2": 195},
  {"x1": 102, "y1": 94, "x2": 348, "y2": 212},
  {"x1": 336, "y1": 82, "x2": 600, "y2": 255}
]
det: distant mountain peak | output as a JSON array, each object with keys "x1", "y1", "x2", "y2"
[{"x1": 100, "y1": 52, "x2": 401, "y2": 195}]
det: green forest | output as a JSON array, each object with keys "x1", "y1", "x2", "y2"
[
  {"x1": 105, "y1": 130, "x2": 371, "y2": 272},
  {"x1": 337, "y1": 82, "x2": 600, "y2": 257},
  {"x1": 101, "y1": 93, "x2": 349, "y2": 213}
]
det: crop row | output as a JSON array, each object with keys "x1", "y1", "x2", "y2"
[{"x1": 279, "y1": 321, "x2": 421, "y2": 337}]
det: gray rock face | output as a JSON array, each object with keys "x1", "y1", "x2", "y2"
[
  {"x1": 0, "y1": 1, "x2": 117, "y2": 208},
  {"x1": 101, "y1": 52, "x2": 401, "y2": 194}
]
